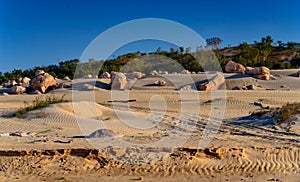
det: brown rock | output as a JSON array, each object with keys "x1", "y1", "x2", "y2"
[
  {"x1": 225, "y1": 61, "x2": 246, "y2": 74},
  {"x1": 30, "y1": 72, "x2": 57, "y2": 93},
  {"x1": 199, "y1": 72, "x2": 225, "y2": 91}
]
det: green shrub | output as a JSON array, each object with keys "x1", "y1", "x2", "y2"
[
  {"x1": 15, "y1": 94, "x2": 67, "y2": 118},
  {"x1": 250, "y1": 102, "x2": 300, "y2": 124}
]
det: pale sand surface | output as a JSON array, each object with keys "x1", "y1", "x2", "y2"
[{"x1": 0, "y1": 71, "x2": 300, "y2": 181}]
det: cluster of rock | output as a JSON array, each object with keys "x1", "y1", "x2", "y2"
[
  {"x1": 0, "y1": 131, "x2": 36, "y2": 137},
  {"x1": 1, "y1": 70, "x2": 57, "y2": 95},
  {"x1": 2, "y1": 77, "x2": 31, "y2": 88},
  {"x1": 149, "y1": 70, "x2": 198, "y2": 76},
  {"x1": 225, "y1": 61, "x2": 271, "y2": 80}
]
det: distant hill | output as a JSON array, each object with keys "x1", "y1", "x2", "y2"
[{"x1": 1, "y1": 36, "x2": 299, "y2": 84}]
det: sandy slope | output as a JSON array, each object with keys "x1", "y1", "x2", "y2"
[{"x1": 0, "y1": 71, "x2": 300, "y2": 181}]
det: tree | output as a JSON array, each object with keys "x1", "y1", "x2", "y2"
[
  {"x1": 286, "y1": 42, "x2": 300, "y2": 49},
  {"x1": 277, "y1": 40, "x2": 284, "y2": 48},
  {"x1": 206, "y1": 37, "x2": 223, "y2": 50},
  {"x1": 261, "y1": 35, "x2": 273, "y2": 46},
  {"x1": 179, "y1": 46, "x2": 184, "y2": 53}
]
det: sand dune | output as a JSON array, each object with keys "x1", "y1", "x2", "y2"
[{"x1": 0, "y1": 70, "x2": 300, "y2": 181}]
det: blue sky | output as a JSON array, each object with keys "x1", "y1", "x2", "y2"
[{"x1": 0, "y1": 0, "x2": 299, "y2": 72}]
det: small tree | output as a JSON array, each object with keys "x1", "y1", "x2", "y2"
[{"x1": 206, "y1": 37, "x2": 223, "y2": 50}]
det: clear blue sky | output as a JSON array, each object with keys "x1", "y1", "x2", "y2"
[{"x1": 1, "y1": 0, "x2": 299, "y2": 72}]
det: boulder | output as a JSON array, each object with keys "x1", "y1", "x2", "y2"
[
  {"x1": 110, "y1": 72, "x2": 127, "y2": 90},
  {"x1": 63, "y1": 76, "x2": 71, "y2": 80},
  {"x1": 161, "y1": 71, "x2": 169, "y2": 75},
  {"x1": 85, "y1": 74, "x2": 93, "y2": 79},
  {"x1": 35, "y1": 70, "x2": 45, "y2": 76},
  {"x1": 155, "y1": 80, "x2": 167, "y2": 86},
  {"x1": 181, "y1": 70, "x2": 191, "y2": 74},
  {"x1": 225, "y1": 61, "x2": 246, "y2": 74},
  {"x1": 22, "y1": 77, "x2": 31, "y2": 85},
  {"x1": 11, "y1": 86, "x2": 26, "y2": 94},
  {"x1": 100, "y1": 72, "x2": 111, "y2": 79},
  {"x1": 199, "y1": 72, "x2": 225, "y2": 91},
  {"x1": 178, "y1": 85, "x2": 192, "y2": 90},
  {"x1": 127, "y1": 72, "x2": 145, "y2": 79},
  {"x1": 246, "y1": 66, "x2": 270, "y2": 75},
  {"x1": 246, "y1": 66, "x2": 270, "y2": 80},
  {"x1": 150, "y1": 70, "x2": 158, "y2": 76},
  {"x1": 58, "y1": 82, "x2": 72, "y2": 89},
  {"x1": 30, "y1": 72, "x2": 57, "y2": 94}
]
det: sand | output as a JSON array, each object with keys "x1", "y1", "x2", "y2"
[{"x1": 0, "y1": 70, "x2": 300, "y2": 181}]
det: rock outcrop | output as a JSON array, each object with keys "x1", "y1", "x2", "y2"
[
  {"x1": 246, "y1": 66, "x2": 270, "y2": 80},
  {"x1": 199, "y1": 72, "x2": 225, "y2": 91},
  {"x1": 30, "y1": 70, "x2": 57, "y2": 94},
  {"x1": 110, "y1": 72, "x2": 127, "y2": 90},
  {"x1": 225, "y1": 61, "x2": 246, "y2": 74}
]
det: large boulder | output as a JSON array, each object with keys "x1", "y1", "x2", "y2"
[
  {"x1": 225, "y1": 61, "x2": 246, "y2": 74},
  {"x1": 11, "y1": 86, "x2": 26, "y2": 94},
  {"x1": 199, "y1": 72, "x2": 225, "y2": 91},
  {"x1": 246, "y1": 66, "x2": 270, "y2": 80},
  {"x1": 30, "y1": 71, "x2": 57, "y2": 94},
  {"x1": 110, "y1": 72, "x2": 127, "y2": 90}
]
